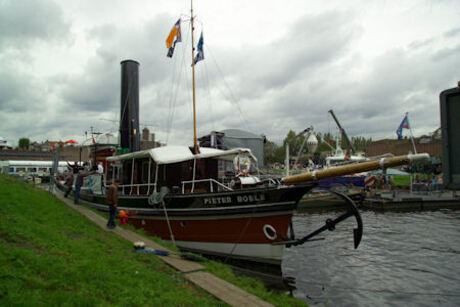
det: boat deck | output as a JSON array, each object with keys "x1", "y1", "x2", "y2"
[{"x1": 52, "y1": 188, "x2": 273, "y2": 307}]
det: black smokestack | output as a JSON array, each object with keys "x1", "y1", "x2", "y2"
[{"x1": 120, "y1": 60, "x2": 140, "y2": 152}]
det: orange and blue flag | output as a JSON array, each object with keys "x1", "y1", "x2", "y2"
[{"x1": 166, "y1": 19, "x2": 181, "y2": 57}]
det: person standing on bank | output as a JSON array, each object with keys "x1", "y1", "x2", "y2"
[
  {"x1": 74, "y1": 167, "x2": 93, "y2": 205},
  {"x1": 64, "y1": 172, "x2": 73, "y2": 198},
  {"x1": 106, "y1": 179, "x2": 120, "y2": 229}
]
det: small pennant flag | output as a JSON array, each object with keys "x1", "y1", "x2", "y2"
[
  {"x1": 166, "y1": 19, "x2": 181, "y2": 58},
  {"x1": 194, "y1": 32, "x2": 204, "y2": 64}
]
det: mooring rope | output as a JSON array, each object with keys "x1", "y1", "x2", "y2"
[{"x1": 161, "y1": 198, "x2": 176, "y2": 247}]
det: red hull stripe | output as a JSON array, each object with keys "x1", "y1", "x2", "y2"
[{"x1": 129, "y1": 213, "x2": 293, "y2": 244}]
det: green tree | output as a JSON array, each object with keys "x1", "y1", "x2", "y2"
[
  {"x1": 283, "y1": 130, "x2": 307, "y2": 157},
  {"x1": 18, "y1": 138, "x2": 30, "y2": 149},
  {"x1": 351, "y1": 136, "x2": 373, "y2": 152},
  {"x1": 263, "y1": 139, "x2": 285, "y2": 164},
  {"x1": 322, "y1": 132, "x2": 335, "y2": 148},
  {"x1": 264, "y1": 140, "x2": 279, "y2": 164}
]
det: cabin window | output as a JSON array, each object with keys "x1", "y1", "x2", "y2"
[
  {"x1": 123, "y1": 161, "x2": 132, "y2": 184},
  {"x1": 141, "y1": 160, "x2": 150, "y2": 183},
  {"x1": 115, "y1": 165, "x2": 121, "y2": 181},
  {"x1": 27, "y1": 168, "x2": 37, "y2": 172},
  {"x1": 9, "y1": 167, "x2": 14, "y2": 173},
  {"x1": 218, "y1": 160, "x2": 234, "y2": 179},
  {"x1": 16, "y1": 168, "x2": 26, "y2": 172},
  {"x1": 39, "y1": 168, "x2": 48, "y2": 172}
]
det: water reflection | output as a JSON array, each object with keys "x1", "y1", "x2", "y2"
[{"x1": 282, "y1": 209, "x2": 460, "y2": 306}]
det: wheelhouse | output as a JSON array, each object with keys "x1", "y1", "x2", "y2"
[{"x1": 106, "y1": 146, "x2": 260, "y2": 196}]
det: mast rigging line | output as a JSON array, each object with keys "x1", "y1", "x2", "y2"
[
  {"x1": 200, "y1": 57, "x2": 216, "y2": 132},
  {"x1": 205, "y1": 43, "x2": 250, "y2": 131}
]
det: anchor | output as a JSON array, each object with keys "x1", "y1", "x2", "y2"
[{"x1": 272, "y1": 190, "x2": 363, "y2": 248}]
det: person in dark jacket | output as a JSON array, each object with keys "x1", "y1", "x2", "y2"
[
  {"x1": 67, "y1": 161, "x2": 80, "y2": 174},
  {"x1": 74, "y1": 168, "x2": 93, "y2": 204},
  {"x1": 106, "y1": 179, "x2": 120, "y2": 229}
]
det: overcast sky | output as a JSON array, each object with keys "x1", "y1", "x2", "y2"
[{"x1": 1, "y1": 0, "x2": 459, "y2": 147}]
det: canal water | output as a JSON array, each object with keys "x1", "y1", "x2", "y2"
[{"x1": 282, "y1": 209, "x2": 460, "y2": 306}]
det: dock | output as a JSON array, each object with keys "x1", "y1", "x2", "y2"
[
  {"x1": 52, "y1": 189, "x2": 273, "y2": 307},
  {"x1": 362, "y1": 190, "x2": 460, "y2": 211}
]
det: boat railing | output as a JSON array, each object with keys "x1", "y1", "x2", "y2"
[
  {"x1": 118, "y1": 183, "x2": 157, "y2": 196},
  {"x1": 181, "y1": 179, "x2": 233, "y2": 194}
]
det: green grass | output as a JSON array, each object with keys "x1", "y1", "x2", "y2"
[
  {"x1": 393, "y1": 175, "x2": 410, "y2": 186},
  {"x1": 0, "y1": 175, "x2": 307, "y2": 306},
  {"x1": 0, "y1": 175, "x2": 219, "y2": 306}
]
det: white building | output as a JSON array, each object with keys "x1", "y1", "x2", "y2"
[{"x1": 0, "y1": 137, "x2": 13, "y2": 150}]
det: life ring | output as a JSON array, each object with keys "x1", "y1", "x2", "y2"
[
  {"x1": 263, "y1": 224, "x2": 277, "y2": 241},
  {"x1": 234, "y1": 153, "x2": 251, "y2": 177}
]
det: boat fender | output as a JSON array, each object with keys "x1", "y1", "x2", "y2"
[
  {"x1": 148, "y1": 186, "x2": 170, "y2": 206},
  {"x1": 263, "y1": 224, "x2": 277, "y2": 241},
  {"x1": 148, "y1": 193, "x2": 159, "y2": 206}
]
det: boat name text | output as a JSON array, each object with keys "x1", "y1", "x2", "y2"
[{"x1": 203, "y1": 193, "x2": 266, "y2": 206}]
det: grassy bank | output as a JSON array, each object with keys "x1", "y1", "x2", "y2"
[{"x1": 0, "y1": 175, "x2": 306, "y2": 306}]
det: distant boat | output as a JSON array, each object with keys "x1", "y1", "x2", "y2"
[{"x1": 324, "y1": 130, "x2": 368, "y2": 167}]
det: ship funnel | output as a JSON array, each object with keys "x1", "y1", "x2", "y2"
[{"x1": 120, "y1": 59, "x2": 140, "y2": 152}]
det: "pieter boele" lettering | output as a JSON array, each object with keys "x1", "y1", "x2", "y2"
[{"x1": 203, "y1": 193, "x2": 265, "y2": 206}]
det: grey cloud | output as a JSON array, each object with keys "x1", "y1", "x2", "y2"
[
  {"x1": 216, "y1": 11, "x2": 361, "y2": 101},
  {"x1": 444, "y1": 27, "x2": 460, "y2": 38},
  {"x1": 431, "y1": 44, "x2": 460, "y2": 61},
  {"x1": 231, "y1": 38, "x2": 459, "y2": 143},
  {"x1": 0, "y1": 69, "x2": 44, "y2": 112},
  {"x1": 59, "y1": 58, "x2": 119, "y2": 113},
  {"x1": 408, "y1": 38, "x2": 436, "y2": 50},
  {"x1": 0, "y1": 0, "x2": 70, "y2": 50}
]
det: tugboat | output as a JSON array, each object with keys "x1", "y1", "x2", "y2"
[{"x1": 56, "y1": 1, "x2": 430, "y2": 265}]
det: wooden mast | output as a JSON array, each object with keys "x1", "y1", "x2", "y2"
[{"x1": 190, "y1": 0, "x2": 198, "y2": 154}]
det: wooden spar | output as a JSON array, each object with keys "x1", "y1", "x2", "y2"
[
  {"x1": 191, "y1": 0, "x2": 198, "y2": 154},
  {"x1": 282, "y1": 153, "x2": 430, "y2": 184}
]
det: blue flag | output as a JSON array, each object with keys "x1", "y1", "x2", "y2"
[
  {"x1": 396, "y1": 115, "x2": 409, "y2": 140},
  {"x1": 194, "y1": 32, "x2": 204, "y2": 64}
]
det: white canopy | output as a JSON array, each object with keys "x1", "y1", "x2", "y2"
[{"x1": 106, "y1": 145, "x2": 257, "y2": 165}]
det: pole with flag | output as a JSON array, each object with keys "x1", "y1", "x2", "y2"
[
  {"x1": 396, "y1": 112, "x2": 417, "y2": 154},
  {"x1": 190, "y1": 0, "x2": 198, "y2": 154}
]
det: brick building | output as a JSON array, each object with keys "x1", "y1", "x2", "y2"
[{"x1": 366, "y1": 138, "x2": 442, "y2": 158}]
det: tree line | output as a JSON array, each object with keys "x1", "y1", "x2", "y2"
[{"x1": 264, "y1": 130, "x2": 372, "y2": 165}]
